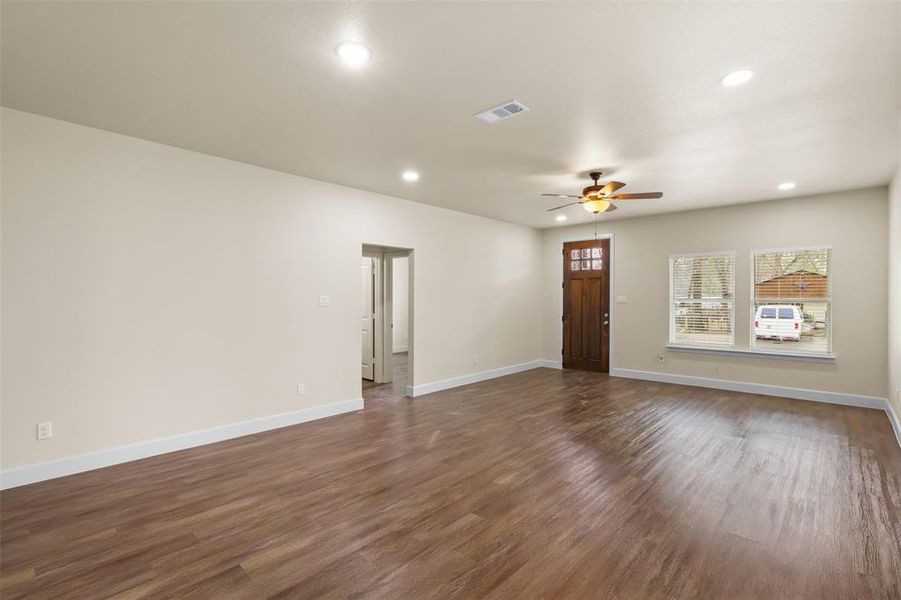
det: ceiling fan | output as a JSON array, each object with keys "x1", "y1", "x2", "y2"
[{"x1": 542, "y1": 172, "x2": 663, "y2": 214}]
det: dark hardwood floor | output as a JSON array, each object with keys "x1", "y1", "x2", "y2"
[{"x1": 2, "y1": 368, "x2": 900, "y2": 599}]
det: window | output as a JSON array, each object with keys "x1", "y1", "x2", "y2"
[
  {"x1": 568, "y1": 247, "x2": 604, "y2": 271},
  {"x1": 751, "y1": 247, "x2": 831, "y2": 355},
  {"x1": 670, "y1": 252, "x2": 735, "y2": 347}
]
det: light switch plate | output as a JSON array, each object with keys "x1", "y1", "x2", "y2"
[
  {"x1": 616, "y1": 295, "x2": 628, "y2": 304},
  {"x1": 37, "y1": 422, "x2": 53, "y2": 440},
  {"x1": 317, "y1": 295, "x2": 330, "y2": 307}
]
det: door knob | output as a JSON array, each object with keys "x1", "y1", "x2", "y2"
[{"x1": 603, "y1": 320, "x2": 609, "y2": 326}]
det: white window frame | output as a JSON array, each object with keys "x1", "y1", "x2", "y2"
[
  {"x1": 748, "y1": 245, "x2": 833, "y2": 358},
  {"x1": 668, "y1": 250, "x2": 736, "y2": 350}
]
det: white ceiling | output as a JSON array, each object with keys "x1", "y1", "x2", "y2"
[{"x1": 2, "y1": 2, "x2": 899, "y2": 228}]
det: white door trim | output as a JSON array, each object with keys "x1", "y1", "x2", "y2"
[{"x1": 362, "y1": 245, "x2": 414, "y2": 391}]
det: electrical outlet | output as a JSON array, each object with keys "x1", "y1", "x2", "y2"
[
  {"x1": 297, "y1": 383, "x2": 305, "y2": 396},
  {"x1": 37, "y1": 422, "x2": 52, "y2": 440},
  {"x1": 317, "y1": 295, "x2": 330, "y2": 307},
  {"x1": 473, "y1": 354, "x2": 479, "y2": 365},
  {"x1": 656, "y1": 353, "x2": 665, "y2": 364}
]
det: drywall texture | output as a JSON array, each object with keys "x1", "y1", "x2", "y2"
[
  {"x1": 542, "y1": 188, "x2": 890, "y2": 399},
  {"x1": 890, "y1": 166, "x2": 901, "y2": 415},
  {"x1": 1, "y1": 109, "x2": 543, "y2": 469}
]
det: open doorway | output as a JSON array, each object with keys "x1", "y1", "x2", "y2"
[{"x1": 361, "y1": 244, "x2": 413, "y2": 399}]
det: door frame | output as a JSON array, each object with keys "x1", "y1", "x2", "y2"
[
  {"x1": 362, "y1": 244, "x2": 414, "y2": 389},
  {"x1": 557, "y1": 233, "x2": 616, "y2": 371}
]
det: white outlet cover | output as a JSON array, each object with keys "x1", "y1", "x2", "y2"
[{"x1": 37, "y1": 422, "x2": 53, "y2": 440}]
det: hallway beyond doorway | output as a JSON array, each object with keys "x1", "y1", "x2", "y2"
[{"x1": 362, "y1": 352, "x2": 408, "y2": 401}]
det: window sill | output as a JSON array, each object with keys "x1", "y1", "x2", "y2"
[{"x1": 666, "y1": 345, "x2": 836, "y2": 362}]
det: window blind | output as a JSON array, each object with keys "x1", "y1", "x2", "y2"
[{"x1": 670, "y1": 253, "x2": 735, "y2": 347}]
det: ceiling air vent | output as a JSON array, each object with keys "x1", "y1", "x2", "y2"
[{"x1": 474, "y1": 100, "x2": 530, "y2": 124}]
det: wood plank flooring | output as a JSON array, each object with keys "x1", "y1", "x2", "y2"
[{"x1": 2, "y1": 369, "x2": 900, "y2": 599}]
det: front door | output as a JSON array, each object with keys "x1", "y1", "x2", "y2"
[
  {"x1": 361, "y1": 257, "x2": 375, "y2": 380},
  {"x1": 562, "y1": 239, "x2": 610, "y2": 372}
]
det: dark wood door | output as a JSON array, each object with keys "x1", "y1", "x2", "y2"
[{"x1": 563, "y1": 239, "x2": 610, "y2": 372}]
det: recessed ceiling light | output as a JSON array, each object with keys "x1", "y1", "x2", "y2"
[
  {"x1": 721, "y1": 69, "x2": 754, "y2": 87},
  {"x1": 555, "y1": 214, "x2": 567, "y2": 222},
  {"x1": 777, "y1": 181, "x2": 796, "y2": 191},
  {"x1": 335, "y1": 42, "x2": 371, "y2": 68},
  {"x1": 401, "y1": 170, "x2": 419, "y2": 182}
]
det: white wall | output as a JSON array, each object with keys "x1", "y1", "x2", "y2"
[
  {"x1": 2, "y1": 107, "x2": 894, "y2": 477},
  {"x1": 0, "y1": 109, "x2": 543, "y2": 470},
  {"x1": 392, "y1": 256, "x2": 409, "y2": 353},
  {"x1": 889, "y1": 166, "x2": 901, "y2": 415},
  {"x1": 542, "y1": 188, "x2": 889, "y2": 400}
]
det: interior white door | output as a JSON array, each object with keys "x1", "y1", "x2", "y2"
[{"x1": 361, "y1": 257, "x2": 375, "y2": 380}]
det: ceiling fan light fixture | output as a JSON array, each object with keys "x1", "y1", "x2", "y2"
[{"x1": 582, "y1": 199, "x2": 610, "y2": 214}]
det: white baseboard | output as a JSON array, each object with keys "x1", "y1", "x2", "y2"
[
  {"x1": 407, "y1": 359, "x2": 556, "y2": 397},
  {"x1": 0, "y1": 397, "x2": 364, "y2": 490},
  {"x1": 611, "y1": 368, "x2": 886, "y2": 410},
  {"x1": 538, "y1": 359, "x2": 563, "y2": 369},
  {"x1": 886, "y1": 401, "x2": 901, "y2": 450}
]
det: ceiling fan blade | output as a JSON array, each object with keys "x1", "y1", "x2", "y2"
[
  {"x1": 540, "y1": 193, "x2": 582, "y2": 198},
  {"x1": 608, "y1": 192, "x2": 663, "y2": 200},
  {"x1": 604, "y1": 203, "x2": 618, "y2": 212},
  {"x1": 546, "y1": 201, "x2": 583, "y2": 212},
  {"x1": 599, "y1": 181, "x2": 626, "y2": 196}
]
